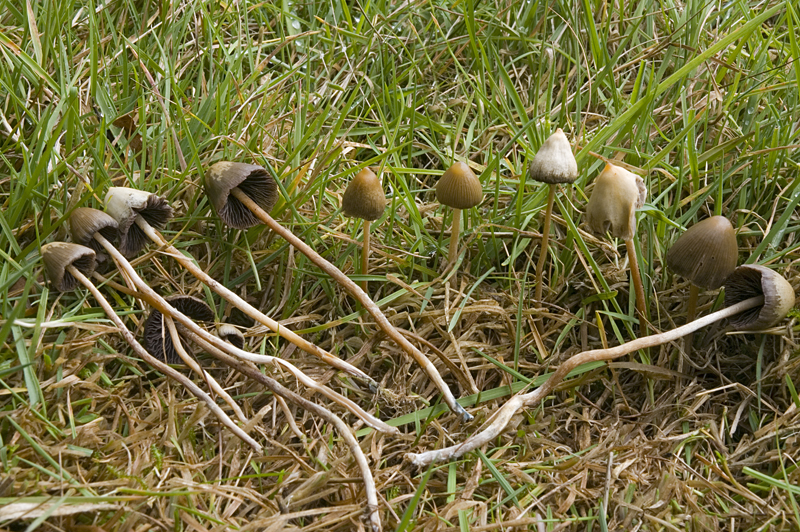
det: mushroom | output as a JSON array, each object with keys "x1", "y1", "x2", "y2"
[
  {"x1": 94, "y1": 197, "x2": 374, "y2": 387},
  {"x1": 341, "y1": 167, "x2": 386, "y2": 292},
  {"x1": 724, "y1": 264, "x2": 796, "y2": 330},
  {"x1": 40, "y1": 242, "x2": 261, "y2": 451},
  {"x1": 585, "y1": 162, "x2": 648, "y2": 331},
  {"x1": 206, "y1": 161, "x2": 473, "y2": 422},
  {"x1": 435, "y1": 161, "x2": 483, "y2": 267},
  {"x1": 144, "y1": 295, "x2": 214, "y2": 364},
  {"x1": 217, "y1": 323, "x2": 245, "y2": 350},
  {"x1": 529, "y1": 128, "x2": 578, "y2": 305},
  {"x1": 666, "y1": 215, "x2": 738, "y2": 353},
  {"x1": 408, "y1": 267, "x2": 795, "y2": 467}
]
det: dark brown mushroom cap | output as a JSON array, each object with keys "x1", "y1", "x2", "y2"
[
  {"x1": 217, "y1": 324, "x2": 245, "y2": 350},
  {"x1": 205, "y1": 162, "x2": 279, "y2": 229},
  {"x1": 41, "y1": 242, "x2": 97, "y2": 292},
  {"x1": 143, "y1": 295, "x2": 215, "y2": 364},
  {"x1": 585, "y1": 162, "x2": 646, "y2": 240},
  {"x1": 435, "y1": 162, "x2": 483, "y2": 210},
  {"x1": 70, "y1": 208, "x2": 119, "y2": 253},
  {"x1": 724, "y1": 265, "x2": 795, "y2": 331},
  {"x1": 666, "y1": 216, "x2": 738, "y2": 290},
  {"x1": 529, "y1": 128, "x2": 578, "y2": 184},
  {"x1": 342, "y1": 168, "x2": 386, "y2": 221},
  {"x1": 104, "y1": 188, "x2": 173, "y2": 257}
]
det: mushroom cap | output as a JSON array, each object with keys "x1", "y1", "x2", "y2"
[
  {"x1": 217, "y1": 323, "x2": 245, "y2": 350},
  {"x1": 666, "y1": 216, "x2": 738, "y2": 290},
  {"x1": 104, "y1": 187, "x2": 173, "y2": 257},
  {"x1": 143, "y1": 295, "x2": 214, "y2": 364},
  {"x1": 724, "y1": 265, "x2": 795, "y2": 331},
  {"x1": 70, "y1": 208, "x2": 119, "y2": 253},
  {"x1": 529, "y1": 128, "x2": 578, "y2": 184},
  {"x1": 205, "y1": 162, "x2": 279, "y2": 229},
  {"x1": 41, "y1": 242, "x2": 97, "y2": 292},
  {"x1": 435, "y1": 161, "x2": 483, "y2": 210},
  {"x1": 585, "y1": 162, "x2": 646, "y2": 240},
  {"x1": 342, "y1": 168, "x2": 386, "y2": 221}
]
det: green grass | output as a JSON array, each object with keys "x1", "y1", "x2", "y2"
[{"x1": 2, "y1": 0, "x2": 800, "y2": 530}]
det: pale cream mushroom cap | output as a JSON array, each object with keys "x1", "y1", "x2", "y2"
[{"x1": 585, "y1": 162, "x2": 646, "y2": 240}]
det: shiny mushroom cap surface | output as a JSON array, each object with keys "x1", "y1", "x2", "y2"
[
  {"x1": 435, "y1": 161, "x2": 483, "y2": 210},
  {"x1": 42, "y1": 242, "x2": 97, "y2": 292},
  {"x1": 666, "y1": 216, "x2": 738, "y2": 290},
  {"x1": 205, "y1": 162, "x2": 279, "y2": 229},
  {"x1": 104, "y1": 187, "x2": 173, "y2": 257},
  {"x1": 342, "y1": 168, "x2": 386, "y2": 221},
  {"x1": 529, "y1": 128, "x2": 578, "y2": 185},
  {"x1": 143, "y1": 295, "x2": 215, "y2": 364},
  {"x1": 585, "y1": 162, "x2": 646, "y2": 240},
  {"x1": 724, "y1": 264, "x2": 795, "y2": 330},
  {"x1": 70, "y1": 208, "x2": 119, "y2": 253}
]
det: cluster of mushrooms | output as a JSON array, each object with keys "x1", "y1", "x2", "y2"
[{"x1": 39, "y1": 130, "x2": 795, "y2": 531}]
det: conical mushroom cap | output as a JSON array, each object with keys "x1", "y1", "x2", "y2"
[
  {"x1": 104, "y1": 187, "x2": 173, "y2": 257},
  {"x1": 70, "y1": 208, "x2": 119, "y2": 253},
  {"x1": 41, "y1": 242, "x2": 96, "y2": 292},
  {"x1": 342, "y1": 168, "x2": 386, "y2": 221},
  {"x1": 529, "y1": 128, "x2": 578, "y2": 184},
  {"x1": 585, "y1": 162, "x2": 646, "y2": 240},
  {"x1": 205, "y1": 162, "x2": 279, "y2": 230},
  {"x1": 143, "y1": 295, "x2": 214, "y2": 364},
  {"x1": 666, "y1": 216, "x2": 738, "y2": 290},
  {"x1": 435, "y1": 162, "x2": 483, "y2": 210},
  {"x1": 724, "y1": 265, "x2": 795, "y2": 330}
]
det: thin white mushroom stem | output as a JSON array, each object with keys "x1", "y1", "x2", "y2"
[
  {"x1": 534, "y1": 185, "x2": 556, "y2": 305},
  {"x1": 407, "y1": 295, "x2": 765, "y2": 467},
  {"x1": 361, "y1": 220, "x2": 371, "y2": 293},
  {"x1": 94, "y1": 233, "x2": 397, "y2": 435},
  {"x1": 66, "y1": 265, "x2": 262, "y2": 452},
  {"x1": 230, "y1": 187, "x2": 473, "y2": 422},
  {"x1": 624, "y1": 238, "x2": 649, "y2": 335},
  {"x1": 163, "y1": 315, "x2": 248, "y2": 424},
  {"x1": 129, "y1": 218, "x2": 375, "y2": 387},
  {"x1": 448, "y1": 208, "x2": 462, "y2": 265}
]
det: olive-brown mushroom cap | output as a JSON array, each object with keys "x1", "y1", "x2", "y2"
[
  {"x1": 205, "y1": 162, "x2": 279, "y2": 230},
  {"x1": 144, "y1": 295, "x2": 215, "y2": 364},
  {"x1": 70, "y1": 208, "x2": 119, "y2": 253},
  {"x1": 666, "y1": 216, "x2": 738, "y2": 290},
  {"x1": 529, "y1": 128, "x2": 578, "y2": 184},
  {"x1": 435, "y1": 162, "x2": 483, "y2": 210},
  {"x1": 585, "y1": 162, "x2": 646, "y2": 240},
  {"x1": 725, "y1": 265, "x2": 795, "y2": 330},
  {"x1": 104, "y1": 187, "x2": 173, "y2": 257},
  {"x1": 42, "y1": 242, "x2": 97, "y2": 292},
  {"x1": 342, "y1": 168, "x2": 386, "y2": 221}
]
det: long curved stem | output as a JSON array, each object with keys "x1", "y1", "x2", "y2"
[
  {"x1": 534, "y1": 185, "x2": 556, "y2": 305},
  {"x1": 133, "y1": 218, "x2": 374, "y2": 387},
  {"x1": 69, "y1": 266, "x2": 262, "y2": 452},
  {"x1": 231, "y1": 187, "x2": 472, "y2": 422},
  {"x1": 624, "y1": 238, "x2": 648, "y2": 336},
  {"x1": 407, "y1": 294, "x2": 764, "y2": 466}
]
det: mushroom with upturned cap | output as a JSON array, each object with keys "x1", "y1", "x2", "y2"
[
  {"x1": 217, "y1": 323, "x2": 245, "y2": 350},
  {"x1": 342, "y1": 167, "x2": 386, "y2": 292},
  {"x1": 205, "y1": 162, "x2": 279, "y2": 229},
  {"x1": 435, "y1": 161, "x2": 482, "y2": 266},
  {"x1": 144, "y1": 295, "x2": 215, "y2": 364},
  {"x1": 104, "y1": 187, "x2": 173, "y2": 257},
  {"x1": 725, "y1": 264, "x2": 795, "y2": 330},
  {"x1": 42, "y1": 242, "x2": 97, "y2": 291}
]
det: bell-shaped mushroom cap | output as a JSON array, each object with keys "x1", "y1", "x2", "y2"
[
  {"x1": 143, "y1": 295, "x2": 214, "y2": 364},
  {"x1": 70, "y1": 208, "x2": 119, "y2": 253},
  {"x1": 104, "y1": 187, "x2": 173, "y2": 257},
  {"x1": 217, "y1": 323, "x2": 245, "y2": 350},
  {"x1": 724, "y1": 265, "x2": 795, "y2": 331},
  {"x1": 342, "y1": 168, "x2": 386, "y2": 221},
  {"x1": 585, "y1": 162, "x2": 646, "y2": 240},
  {"x1": 666, "y1": 216, "x2": 738, "y2": 290},
  {"x1": 205, "y1": 162, "x2": 279, "y2": 230},
  {"x1": 435, "y1": 161, "x2": 483, "y2": 210},
  {"x1": 529, "y1": 128, "x2": 578, "y2": 184},
  {"x1": 42, "y1": 242, "x2": 97, "y2": 292}
]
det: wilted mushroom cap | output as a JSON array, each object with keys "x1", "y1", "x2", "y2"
[
  {"x1": 41, "y1": 242, "x2": 97, "y2": 292},
  {"x1": 342, "y1": 168, "x2": 386, "y2": 221},
  {"x1": 435, "y1": 161, "x2": 483, "y2": 210},
  {"x1": 529, "y1": 128, "x2": 578, "y2": 184},
  {"x1": 205, "y1": 162, "x2": 279, "y2": 230},
  {"x1": 217, "y1": 323, "x2": 245, "y2": 350},
  {"x1": 585, "y1": 162, "x2": 646, "y2": 240},
  {"x1": 70, "y1": 208, "x2": 119, "y2": 253},
  {"x1": 104, "y1": 187, "x2": 173, "y2": 257},
  {"x1": 143, "y1": 295, "x2": 214, "y2": 364},
  {"x1": 724, "y1": 264, "x2": 795, "y2": 331},
  {"x1": 666, "y1": 216, "x2": 738, "y2": 290}
]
